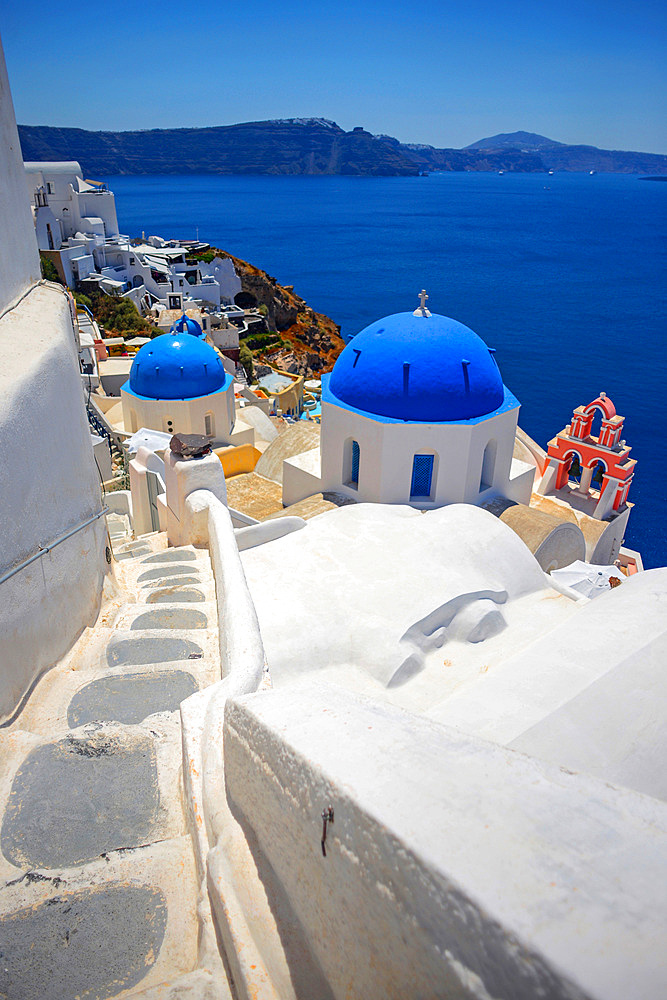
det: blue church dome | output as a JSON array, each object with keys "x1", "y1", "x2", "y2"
[
  {"x1": 127, "y1": 333, "x2": 230, "y2": 400},
  {"x1": 169, "y1": 314, "x2": 204, "y2": 338},
  {"x1": 327, "y1": 311, "x2": 506, "y2": 422}
]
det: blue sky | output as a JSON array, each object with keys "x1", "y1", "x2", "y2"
[{"x1": 2, "y1": 0, "x2": 665, "y2": 152}]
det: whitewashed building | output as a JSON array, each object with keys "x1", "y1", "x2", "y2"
[
  {"x1": 24, "y1": 162, "x2": 241, "y2": 310},
  {"x1": 26, "y1": 161, "x2": 120, "y2": 251}
]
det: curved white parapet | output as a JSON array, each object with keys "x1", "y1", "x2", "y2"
[
  {"x1": 183, "y1": 490, "x2": 265, "y2": 698},
  {"x1": 234, "y1": 517, "x2": 306, "y2": 552},
  {"x1": 179, "y1": 490, "x2": 271, "y2": 997}
]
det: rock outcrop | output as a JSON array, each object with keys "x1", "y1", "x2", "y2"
[{"x1": 207, "y1": 248, "x2": 346, "y2": 376}]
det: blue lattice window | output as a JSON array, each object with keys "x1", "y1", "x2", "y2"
[
  {"x1": 410, "y1": 454, "x2": 434, "y2": 498},
  {"x1": 349, "y1": 440, "x2": 360, "y2": 487}
]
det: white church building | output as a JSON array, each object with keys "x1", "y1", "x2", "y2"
[
  {"x1": 120, "y1": 330, "x2": 253, "y2": 447},
  {"x1": 284, "y1": 295, "x2": 534, "y2": 508}
]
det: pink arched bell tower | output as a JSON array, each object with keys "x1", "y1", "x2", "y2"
[{"x1": 545, "y1": 393, "x2": 636, "y2": 518}]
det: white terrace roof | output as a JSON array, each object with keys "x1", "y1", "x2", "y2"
[
  {"x1": 133, "y1": 245, "x2": 186, "y2": 260},
  {"x1": 141, "y1": 256, "x2": 171, "y2": 275},
  {"x1": 24, "y1": 161, "x2": 82, "y2": 175}
]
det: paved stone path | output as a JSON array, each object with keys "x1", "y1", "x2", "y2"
[{"x1": 0, "y1": 528, "x2": 229, "y2": 999}]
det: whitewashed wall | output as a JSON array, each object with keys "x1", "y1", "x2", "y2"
[
  {"x1": 223, "y1": 682, "x2": 667, "y2": 1000},
  {"x1": 319, "y1": 399, "x2": 529, "y2": 508},
  {"x1": 0, "y1": 41, "x2": 107, "y2": 721},
  {"x1": 77, "y1": 189, "x2": 119, "y2": 238},
  {"x1": 0, "y1": 286, "x2": 108, "y2": 721},
  {"x1": 209, "y1": 325, "x2": 240, "y2": 351},
  {"x1": 0, "y1": 37, "x2": 40, "y2": 310},
  {"x1": 120, "y1": 383, "x2": 237, "y2": 445},
  {"x1": 33, "y1": 204, "x2": 63, "y2": 251},
  {"x1": 199, "y1": 257, "x2": 242, "y2": 304}
]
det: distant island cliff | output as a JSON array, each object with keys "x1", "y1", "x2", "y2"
[{"x1": 18, "y1": 121, "x2": 667, "y2": 176}]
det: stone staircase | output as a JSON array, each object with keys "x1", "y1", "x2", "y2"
[
  {"x1": 107, "y1": 510, "x2": 149, "y2": 560},
  {"x1": 0, "y1": 531, "x2": 231, "y2": 999}
]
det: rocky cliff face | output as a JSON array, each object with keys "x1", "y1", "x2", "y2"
[
  {"x1": 19, "y1": 119, "x2": 667, "y2": 175},
  {"x1": 212, "y1": 250, "x2": 346, "y2": 375},
  {"x1": 18, "y1": 120, "x2": 418, "y2": 177}
]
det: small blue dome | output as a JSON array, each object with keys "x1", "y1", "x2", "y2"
[
  {"x1": 169, "y1": 314, "x2": 204, "y2": 338},
  {"x1": 328, "y1": 312, "x2": 505, "y2": 421},
  {"x1": 128, "y1": 333, "x2": 229, "y2": 400}
]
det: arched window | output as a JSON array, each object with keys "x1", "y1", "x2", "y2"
[
  {"x1": 410, "y1": 453, "x2": 436, "y2": 500},
  {"x1": 588, "y1": 409, "x2": 604, "y2": 441},
  {"x1": 567, "y1": 451, "x2": 583, "y2": 485},
  {"x1": 204, "y1": 412, "x2": 214, "y2": 438},
  {"x1": 591, "y1": 459, "x2": 607, "y2": 491},
  {"x1": 344, "y1": 439, "x2": 360, "y2": 489},
  {"x1": 479, "y1": 439, "x2": 497, "y2": 492}
]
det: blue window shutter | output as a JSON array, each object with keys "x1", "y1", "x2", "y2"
[
  {"x1": 350, "y1": 440, "x2": 360, "y2": 485},
  {"x1": 411, "y1": 454, "x2": 434, "y2": 498}
]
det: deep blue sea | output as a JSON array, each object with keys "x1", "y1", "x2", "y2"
[{"x1": 103, "y1": 173, "x2": 667, "y2": 567}]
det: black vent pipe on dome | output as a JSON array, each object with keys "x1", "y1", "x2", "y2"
[{"x1": 461, "y1": 359, "x2": 471, "y2": 394}]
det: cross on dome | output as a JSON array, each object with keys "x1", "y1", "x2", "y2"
[{"x1": 413, "y1": 289, "x2": 432, "y2": 318}]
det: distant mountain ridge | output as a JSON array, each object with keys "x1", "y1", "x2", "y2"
[
  {"x1": 465, "y1": 131, "x2": 566, "y2": 151},
  {"x1": 17, "y1": 121, "x2": 667, "y2": 176}
]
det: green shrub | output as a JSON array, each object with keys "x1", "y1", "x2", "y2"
[
  {"x1": 245, "y1": 333, "x2": 281, "y2": 351},
  {"x1": 186, "y1": 251, "x2": 215, "y2": 264},
  {"x1": 96, "y1": 294, "x2": 150, "y2": 335},
  {"x1": 73, "y1": 288, "x2": 149, "y2": 335},
  {"x1": 39, "y1": 254, "x2": 62, "y2": 284},
  {"x1": 73, "y1": 291, "x2": 93, "y2": 310},
  {"x1": 239, "y1": 344, "x2": 254, "y2": 382}
]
